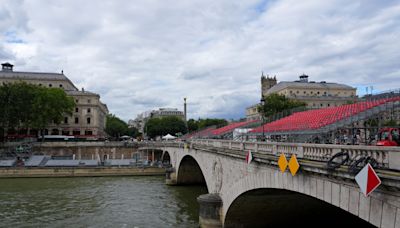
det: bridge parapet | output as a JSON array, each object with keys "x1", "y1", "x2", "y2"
[
  {"x1": 139, "y1": 140, "x2": 400, "y2": 172},
  {"x1": 188, "y1": 139, "x2": 400, "y2": 171}
]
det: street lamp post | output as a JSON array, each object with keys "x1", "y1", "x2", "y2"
[{"x1": 260, "y1": 97, "x2": 266, "y2": 141}]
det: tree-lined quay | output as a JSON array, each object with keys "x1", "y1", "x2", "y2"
[{"x1": 0, "y1": 82, "x2": 75, "y2": 140}]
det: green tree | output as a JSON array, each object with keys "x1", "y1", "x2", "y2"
[
  {"x1": 127, "y1": 127, "x2": 139, "y2": 138},
  {"x1": 186, "y1": 118, "x2": 228, "y2": 133},
  {"x1": 145, "y1": 116, "x2": 187, "y2": 138},
  {"x1": 105, "y1": 114, "x2": 129, "y2": 139},
  {"x1": 187, "y1": 119, "x2": 198, "y2": 132},
  {"x1": 258, "y1": 93, "x2": 306, "y2": 118},
  {"x1": 0, "y1": 82, "x2": 75, "y2": 139},
  {"x1": 31, "y1": 87, "x2": 75, "y2": 136}
]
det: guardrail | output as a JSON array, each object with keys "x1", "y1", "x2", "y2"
[{"x1": 140, "y1": 140, "x2": 400, "y2": 171}]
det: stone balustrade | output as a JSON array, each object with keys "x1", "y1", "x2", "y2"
[
  {"x1": 185, "y1": 139, "x2": 400, "y2": 171},
  {"x1": 138, "y1": 139, "x2": 400, "y2": 171}
]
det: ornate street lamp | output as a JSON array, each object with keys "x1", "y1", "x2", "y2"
[{"x1": 260, "y1": 97, "x2": 266, "y2": 141}]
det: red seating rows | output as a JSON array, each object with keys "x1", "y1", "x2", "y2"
[
  {"x1": 181, "y1": 126, "x2": 216, "y2": 139},
  {"x1": 250, "y1": 97, "x2": 400, "y2": 134},
  {"x1": 211, "y1": 120, "x2": 258, "y2": 136}
]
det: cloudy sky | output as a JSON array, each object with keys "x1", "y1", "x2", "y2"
[{"x1": 1, "y1": 0, "x2": 399, "y2": 121}]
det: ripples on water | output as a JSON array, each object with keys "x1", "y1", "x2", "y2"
[{"x1": 0, "y1": 177, "x2": 207, "y2": 228}]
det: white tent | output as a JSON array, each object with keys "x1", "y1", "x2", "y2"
[{"x1": 162, "y1": 134, "x2": 176, "y2": 140}]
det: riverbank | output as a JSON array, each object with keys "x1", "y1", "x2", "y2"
[{"x1": 0, "y1": 166, "x2": 165, "y2": 178}]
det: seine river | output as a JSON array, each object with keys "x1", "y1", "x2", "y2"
[{"x1": 0, "y1": 176, "x2": 207, "y2": 228}]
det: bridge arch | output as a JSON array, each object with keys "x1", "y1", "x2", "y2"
[
  {"x1": 224, "y1": 188, "x2": 373, "y2": 227},
  {"x1": 161, "y1": 151, "x2": 171, "y2": 165},
  {"x1": 222, "y1": 170, "x2": 376, "y2": 227},
  {"x1": 176, "y1": 155, "x2": 209, "y2": 192}
]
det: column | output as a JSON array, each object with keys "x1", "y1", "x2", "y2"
[
  {"x1": 78, "y1": 147, "x2": 82, "y2": 160},
  {"x1": 197, "y1": 194, "x2": 223, "y2": 228},
  {"x1": 165, "y1": 167, "x2": 177, "y2": 185}
]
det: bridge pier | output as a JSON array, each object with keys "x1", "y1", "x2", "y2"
[
  {"x1": 197, "y1": 194, "x2": 223, "y2": 228},
  {"x1": 165, "y1": 167, "x2": 177, "y2": 185}
]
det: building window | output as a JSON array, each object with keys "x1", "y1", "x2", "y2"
[
  {"x1": 49, "y1": 84, "x2": 52, "y2": 87},
  {"x1": 73, "y1": 130, "x2": 80, "y2": 135},
  {"x1": 39, "y1": 83, "x2": 42, "y2": 86},
  {"x1": 88, "y1": 99, "x2": 91, "y2": 103},
  {"x1": 317, "y1": 91, "x2": 320, "y2": 94},
  {"x1": 62, "y1": 130, "x2": 69, "y2": 135},
  {"x1": 59, "y1": 84, "x2": 63, "y2": 88},
  {"x1": 327, "y1": 103, "x2": 330, "y2": 107},
  {"x1": 303, "y1": 91, "x2": 306, "y2": 94},
  {"x1": 87, "y1": 108, "x2": 91, "y2": 113},
  {"x1": 75, "y1": 99, "x2": 79, "y2": 103},
  {"x1": 320, "y1": 103, "x2": 323, "y2": 107},
  {"x1": 75, "y1": 108, "x2": 79, "y2": 113},
  {"x1": 75, "y1": 117, "x2": 79, "y2": 124},
  {"x1": 85, "y1": 130, "x2": 93, "y2": 135},
  {"x1": 87, "y1": 118, "x2": 91, "y2": 124},
  {"x1": 296, "y1": 91, "x2": 299, "y2": 94},
  {"x1": 64, "y1": 117, "x2": 68, "y2": 124}
]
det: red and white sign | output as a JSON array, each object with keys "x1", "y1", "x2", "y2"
[
  {"x1": 355, "y1": 163, "x2": 381, "y2": 197},
  {"x1": 245, "y1": 150, "x2": 253, "y2": 164}
]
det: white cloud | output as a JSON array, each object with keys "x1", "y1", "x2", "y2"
[{"x1": 0, "y1": 0, "x2": 399, "y2": 121}]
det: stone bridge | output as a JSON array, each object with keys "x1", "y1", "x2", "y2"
[{"x1": 140, "y1": 140, "x2": 400, "y2": 228}]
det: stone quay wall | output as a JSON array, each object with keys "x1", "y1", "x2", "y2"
[{"x1": 32, "y1": 141, "x2": 140, "y2": 160}]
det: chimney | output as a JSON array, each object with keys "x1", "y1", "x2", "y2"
[
  {"x1": 1, "y1": 62, "x2": 13, "y2": 72},
  {"x1": 299, "y1": 74, "x2": 309, "y2": 83}
]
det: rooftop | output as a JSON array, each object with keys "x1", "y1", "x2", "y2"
[{"x1": 266, "y1": 75, "x2": 355, "y2": 95}]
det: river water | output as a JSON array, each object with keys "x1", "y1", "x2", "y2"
[{"x1": 0, "y1": 176, "x2": 207, "y2": 228}]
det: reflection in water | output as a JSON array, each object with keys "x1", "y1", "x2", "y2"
[{"x1": 0, "y1": 177, "x2": 207, "y2": 228}]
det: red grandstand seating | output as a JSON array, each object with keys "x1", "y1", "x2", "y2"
[
  {"x1": 211, "y1": 120, "x2": 258, "y2": 136},
  {"x1": 250, "y1": 97, "x2": 400, "y2": 134},
  {"x1": 181, "y1": 126, "x2": 217, "y2": 139}
]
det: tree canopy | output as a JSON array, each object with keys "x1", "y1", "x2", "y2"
[
  {"x1": 105, "y1": 114, "x2": 127, "y2": 138},
  {"x1": 0, "y1": 82, "x2": 75, "y2": 137},
  {"x1": 258, "y1": 93, "x2": 306, "y2": 118},
  {"x1": 187, "y1": 118, "x2": 228, "y2": 132},
  {"x1": 145, "y1": 116, "x2": 187, "y2": 138}
]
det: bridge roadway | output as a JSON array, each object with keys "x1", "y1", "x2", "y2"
[{"x1": 139, "y1": 140, "x2": 400, "y2": 228}]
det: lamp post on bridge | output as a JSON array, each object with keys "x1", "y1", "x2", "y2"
[{"x1": 260, "y1": 97, "x2": 266, "y2": 141}]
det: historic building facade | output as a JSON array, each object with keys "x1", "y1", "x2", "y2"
[
  {"x1": 0, "y1": 62, "x2": 108, "y2": 139},
  {"x1": 246, "y1": 73, "x2": 357, "y2": 121},
  {"x1": 130, "y1": 108, "x2": 185, "y2": 134}
]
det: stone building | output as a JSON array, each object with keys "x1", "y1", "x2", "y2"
[
  {"x1": 265, "y1": 74, "x2": 357, "y2": 109},
  {"x1": 245, "y1": 104, "x2": 260, "y2": 121},
  {"x1": 0, "y1": 62, "x2": 108, "y2": 139},
  {"x1": 246, "y1": 73, "x2": 357, "y2": 121},
  {"x1": 131, "y1": 108, "x2": 185, "y2": 134},
  {"x1": 261, "y1": 73, "x2": 277, "y2": 97}
]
